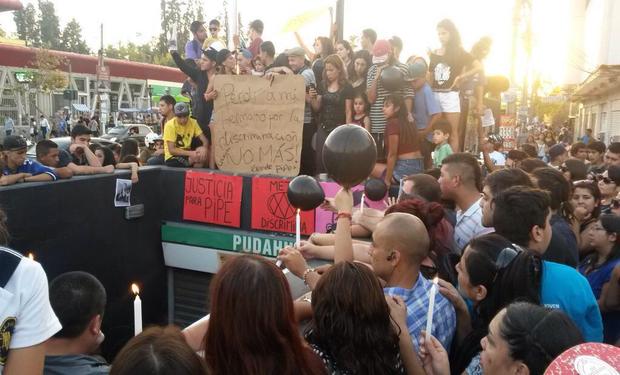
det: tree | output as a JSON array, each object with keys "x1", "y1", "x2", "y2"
[
  {"x1": 29, "y1": 49, "x2": 68, "y2": 92},
  {"x1": 60, "y1": 19, "x2": 90, "y2": 54},
  {"x1": 0, "y1": 26, "x2": 5, "y2": 38},
  {"x1": 13, "y1": 3, "x2": 41, "y2": 47},
  {"x1": 38, "y1": 0, "x2": 61, "y2": 50}
]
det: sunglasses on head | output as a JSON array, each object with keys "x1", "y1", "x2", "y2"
[
  {"x1": 420, "y1": 264, "x2": 438, "y2": 279},
  {"x1": 492, "y1": 245, "x2": 522, "y2": 282},
  {"x1": 594, "y1": 174, "x2": 615, "y2": 184}
]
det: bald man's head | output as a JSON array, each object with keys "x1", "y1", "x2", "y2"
[{"x1": 373, "y1": 212, "x2": 430, "y2": 264}]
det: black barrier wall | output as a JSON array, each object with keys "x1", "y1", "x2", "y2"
[
  {"x1": 0, "y1": 168, "x2": 166, "y2": 359},
  {"x1": 0, "y1": 166, "x2": 298, "y2": 360}
]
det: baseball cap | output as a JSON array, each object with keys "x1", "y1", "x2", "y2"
[
  {"x1": 2, "y1": 135, "x2": 27, "y2": 151},
  {"x1": 202, "y1": 47, "x2": 218, "y2": 61},
  {"x1": 285, "y1": 47, "x2": 305, "y2": 58},
  {"x1": 548, "y1": 144, "x2": 567, "y2": 160},
  {"x1": 174, "y1": 102, "x2": 190, "y2": 117},
  {"x1": 216, "y1": 49, "x2": 231, "y2": 65},
  {"x1": 372, "y1": 40, "x2": 391, "y2": 64},
  {"x1": 405, "y1": 57, "x2": 428, "y2": 81},
  {"x1": 240, "y1": 48, "x2": 253, "y2": 60}
]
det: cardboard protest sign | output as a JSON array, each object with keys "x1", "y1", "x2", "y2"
[
  {"x1": 212, "y1": 75, "x2": 305, "y2": 177},
  {"x1": 183, "y1": 170, "x2": 243, "y2": 227},
  {"x1": 251, "y1": 176, "x2": 314, "y2": 235},
  {"x1": 314, "y1": 181, "x2": 387, "y2": 234}
]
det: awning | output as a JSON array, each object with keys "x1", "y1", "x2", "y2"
[
  {"x1": 72, "y1": 103, "x2": 90, "y2": 112},
  {"x1": 572, "y1": 65, "x2": 620, "y2": 101}
]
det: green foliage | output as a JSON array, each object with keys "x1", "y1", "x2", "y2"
[
  {"x1": 0, "y1": 26, "x2": 5, "y2": 38},
  {"x1": 158, "y1": 0, "x2": 205, "y2": 55},
  {"x1": 60, "y1": 19, "x2": 90, "y2": 54},
  {"x1": 13, "y1": 3, "x2": 41, "y2": 47},
  {"x1": 29, "y1": 49, "x2": 68, "y2": 92},
  {"x1": 38, "y1": 0, "x2": 61, "y2": 49}
]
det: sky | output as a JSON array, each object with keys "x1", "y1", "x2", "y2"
[{"x1": 0, "y1": 0, "x2": 585, "y2": 88}]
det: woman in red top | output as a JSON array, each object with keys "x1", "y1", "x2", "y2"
[{"x1": 372, "y1": 95, "x2": 423, "y2": 186}]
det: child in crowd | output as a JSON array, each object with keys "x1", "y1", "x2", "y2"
[
  {"x1": 1, "y1": 135, "x2": 58, "y2": 185},
  {"x1": 251, "y1": 56, "x2": 265, "y2": 76},
  {"x1": 432, "y1": 119, "x2": 453, "y2": 168},
  {"x1": 350, "y1": 92, "x2": 371, "y2": 132}
]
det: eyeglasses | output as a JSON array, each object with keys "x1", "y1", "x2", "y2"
[
  {"x1": 492, "y1": 245, "x2": 522, "y2": 282},
  {"x1": 209, "y1": 28, "x2": 218, "y2": 32}
]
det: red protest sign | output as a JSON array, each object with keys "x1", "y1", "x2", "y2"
[
  {"x1": 183, "y1": 171, "x2": 243, "y2": 227},
  {"x1": 251, "y1": 177, "x2": 314, "y2": 235}
]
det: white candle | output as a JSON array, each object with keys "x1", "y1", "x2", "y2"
[
  {"x1": 132, "y1": 284, "x2": 142, "y2": 336},
  {"x1": 360, "y1": 193, "x2": 365, "y2": 214},
  {"x1": 28, "y1": 252, "x2": 34, "y2": 260},
  {"x1": 295, "y1": 209, "x2": 301, "y2": 247},
  {"x1": 425, "y1": 277, "x2": 438, "y2": 342}
]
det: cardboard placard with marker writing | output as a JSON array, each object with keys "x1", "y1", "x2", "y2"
[{"x1": 211, "y1": 75, "x2": 305, "y2": 177}]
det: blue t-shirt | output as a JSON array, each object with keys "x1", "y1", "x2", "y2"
[
  {"x1": 541, "y1": 260, "x2": 603, "y2": 342},
  {"x1": 579, "y1": 256, "x2": 620, "y2": 344},
  {"x1": 413, "y1": 83, "x2": 441, "y2": 142},
  {"x1": 2, "y1": 159, "x2": 57, "y2": 180}
]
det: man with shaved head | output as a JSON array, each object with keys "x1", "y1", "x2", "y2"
[{"x1": 371, "y1": 213, "x2": 456, "y2": 350}]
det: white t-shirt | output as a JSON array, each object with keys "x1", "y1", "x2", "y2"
[{"x1": 0, "y1": 247, "x2": 61, "y2": 372}]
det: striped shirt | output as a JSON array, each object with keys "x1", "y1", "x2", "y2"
[
  {"x1": 366, "y1": 62, "x2": 414, "y2": 134},
  {"x1": 454, "y1": 198, "x2": 493, "y2": 252},
  {"x1": 384, "y1": 273, "x2": 456, "y2": 352}
]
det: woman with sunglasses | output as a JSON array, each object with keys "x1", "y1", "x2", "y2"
[
  {"x1": 439, "y1": 233, "x2": 542, "y2": 374},
  {"x1": 572, "y1": 180, "x2": 602, "y2": 256},
  {"x1": 596, "y1": 165, "x2": 620, "y2": 214},
  {"x1": 580, "y1": 214, "x2": 620, "y2": 343}
]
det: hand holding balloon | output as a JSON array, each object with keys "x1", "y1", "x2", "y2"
[{"x1": 334, "y1": 188, "x2": 353, "y2": 214}]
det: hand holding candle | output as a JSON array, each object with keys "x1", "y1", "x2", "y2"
[
  {"x1": 295, "y1": 208, "x2": 301, "y2": 247},
  {"x1": 360, "y1": 193, "x2": 365, "y2": 214},
  {"x1": 131, "y1": 283, "x2": 143, "y2": 336},
  {"x1": 425, "y1": 276, "x2": 438, "y2": 342}
]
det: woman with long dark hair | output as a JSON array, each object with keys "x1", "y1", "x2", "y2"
[
  {"x1": 350, "y1": 50, "x2": 372, "y2": 96},
  {"x1": 203, "y1": 255, "x2": 326, "y2": 375},
  {"x1": 334, "y1": 40, "x2": 354, "y2": 78},
  {"x1": 307, "y1": 261, "x2": 424, "y2": 374},
  {"x1": 580, "y1": 214, "x2": 620, "y2": 343},
  {"x1": 371, "y1": 94, "x2": 423, "y2": 186},
  {"x1": 441, "y1": 233, "x2": 541, "y2": 374},
  {"x1": 572, "y1": 180, "x2": 601, "y2": 256},
  {"x1": 429, "y1": 19, "x2": 482, "y2": 152},
  {"x1": 309, "y1": 54, "x2": 354, "y2": 173}
]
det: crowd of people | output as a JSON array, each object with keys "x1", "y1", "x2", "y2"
[{"x1": 1, "y1": 14, "x2": 620, "y2": 375}]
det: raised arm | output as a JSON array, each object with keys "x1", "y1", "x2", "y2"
[
  {"x1": 333, "y1": 188, "x2": 354, "y2": 263},
  {"x1": 171, "y1": 51, "x2": 202, "y2": 82},
  {"x1": 294, "y1": 31, "x2": 315, "y2": 61}
]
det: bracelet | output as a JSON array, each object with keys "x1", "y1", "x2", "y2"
[
  {"x1": 336, "y1": 212, "x2": 352, "y2": 220},
  {"x1": 302, "y1": 268, "x2": 316, "y2": 286}
]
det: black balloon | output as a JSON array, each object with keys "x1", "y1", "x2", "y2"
[
  {"x1": 380, "y1": 66, "x2": 403, "y2": 92},
  {"x1": 287, "y1": 175, "x2": 325, "y2": 211},
  {"x1": 485, "y1": 75, "x2": 510, "y2": 94},
  {"x1": 322, "y1": 125, "x2": 377, "y2": 188},
  {"x1": 364, "y1": 178, "x2": 388, "y2": 201}
]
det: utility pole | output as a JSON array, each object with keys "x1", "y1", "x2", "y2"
[
  {"x1": 509, "y1": 0, "x2": 520, "y2": 86},
  {"x1": 335, "y1": 0, "x2": 344, "y2": 42}
]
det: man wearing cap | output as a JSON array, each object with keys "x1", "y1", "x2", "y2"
[
  {"x1": 237, "y1": 49, "x2": 253, "y2": 75},
  {"x1": 170, "y1": 37, "x2": 217, "y2": 142},
  {"x1": 548, "y1": 144, "x2": 568, "y2": 169},
  {"x1": 406, "y1": 56, "x2": 442, "y2": 168},
  {"x1": 367, "y1": 40, "x2": 414, "y2": 161},
  {"x1": 185, "y1": 21, "x2": 207, "y2": 61},
  {"x1": 1, "y1": 135, "x2": 57, "y2": 185},
  {"x1": 163, "y1": 102, "x2": 208, "y2": 168},
  {"x1": 267, "y1": 47, "x2": 317, "y2": 175}
]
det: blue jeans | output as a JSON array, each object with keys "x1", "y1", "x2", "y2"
[
  {"x1": 5, "y1": 130, "x2": 11, "y2": 136},
  {"x1": 392, "y1": 158, "x2": 424, "y2": 182}
]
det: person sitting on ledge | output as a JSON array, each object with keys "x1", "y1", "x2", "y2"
[
  {"x1": 1, "y1": 135, "x2": 58, "y2": 186},
  {"x1": 35, "y1": 140, "x2": 73, "y2": 179},
  {"x1": 163, "y1": 102, "x2": 209, "y2": 168}
]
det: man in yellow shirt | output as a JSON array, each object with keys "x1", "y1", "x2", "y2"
[
  {"x1": 202, "y1": 19, "x2": 226, "y2": 50},
  {"x1": 163, "y1": 103, "x2": 209, "y2": 167}
]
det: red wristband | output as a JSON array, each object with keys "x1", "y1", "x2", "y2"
[{"x1": 336, "y1": 212, "x2": 352, "y2": 220}]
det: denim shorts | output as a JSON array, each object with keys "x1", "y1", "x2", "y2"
[{"x1": 392, "y1": 158, "x2": 424, "y2": 182}]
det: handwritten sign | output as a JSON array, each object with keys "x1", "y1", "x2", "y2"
[
  {"x1": 315, "y1": 181, "x2": 386, "y2": 233},
  {"x1": 251, "y1": 177, "x2": 314, "y2": 235},
  {"x1": 212, "y1": 75, "x2": 305, "y2": 177},
  {"x1": 183, "y1": 171, "x2": 243, "y2": 227}
]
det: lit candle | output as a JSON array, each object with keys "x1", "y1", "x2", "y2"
[
  {"x1": 28, "y1": 253, "x2": 34, "y2": 260},
  {"x1": 425, "y1": 276, "x2": 438, "y2": 342},
  {"x1": 131, "y1": 283, "x2": 142, "y2": 336},
  {"x1": 295, "y1": 209, "x2": 301, "y2": 247},
  {"x1": 360, "y1": 193, "x2": 365, "y2": 214}
]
